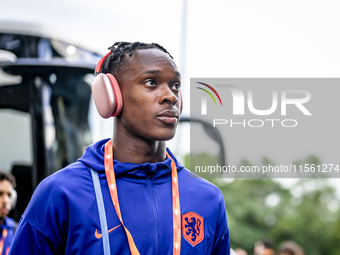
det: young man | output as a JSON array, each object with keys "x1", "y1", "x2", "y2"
[
  {"x1": 0, "y1": 171, "x2": 16, "y2": 255},
  {"x1": 9, "y1": 42, "x2": 230, "y2": 254}
]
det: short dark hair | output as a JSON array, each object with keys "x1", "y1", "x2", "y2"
[
  {"x1": 101, "y1": 41, "x2": 173, "y2": 77},
  {"x1": 262, "y1": 239, "x2": 275, "y2": 249},
  {"x1": 278, "y1": 248, "x2": 295, "y2": 255},
  {"x1": 0, "y1": 171, "x2": 16, "y2": 189},
  {"x1": 255, "y1": 238, "x2": 275, "y2": 250},
  {"x1": 278, "y1": 241, "x2": 304, "y2": 255}
]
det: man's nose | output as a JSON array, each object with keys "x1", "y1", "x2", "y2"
[
  {"x1": 159, "y1": 86, "x2": 178, "y2": 105},
  {"x1": 0, "y1": 195, "x2": 10, "y2": 204}
]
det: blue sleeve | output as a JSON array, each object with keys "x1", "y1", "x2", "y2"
[
  {"x1": 8, "y1": 171, "x2": 69, "y2": 255},
  {"x1": 9, "y1": 217, "x2": 59, "y2": 255},
  {"x1": 212, "y1": 191, "x2": 230, "y2": 255}
]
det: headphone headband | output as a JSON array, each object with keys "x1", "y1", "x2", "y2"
[{"x1": 95, "y1": 51, "x2": 112, "y2": 75}]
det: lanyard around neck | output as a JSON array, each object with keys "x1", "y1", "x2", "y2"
[
  {"x1": 0, "y1": 228, "x2": 8, "y2": 255},
  {"x1": 104, "y1": 139, "x2": 181, "y2": 255}
]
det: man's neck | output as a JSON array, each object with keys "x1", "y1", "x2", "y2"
[
  {"x1": 112, "y1": 129, "x2": 167, "y2": 164},
  {"x1": 0, "y1": 217, "x2": 5, "y2": 226}
]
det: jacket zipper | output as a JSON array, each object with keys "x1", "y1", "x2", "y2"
[{"x1": 147, "y1": 173, "x2": 159, "y2": 255}]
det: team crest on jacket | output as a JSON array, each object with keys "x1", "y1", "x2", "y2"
[{"x1": 182, "y1": 212, "x2": 204, "y2": 246}]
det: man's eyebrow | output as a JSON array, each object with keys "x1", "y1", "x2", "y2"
[
  {"x1": 141, "y1": 70, "x2": 181, "y2": 77},
  {"x1": 142, "y1": 70, "x2": 161, "y2": 75}
]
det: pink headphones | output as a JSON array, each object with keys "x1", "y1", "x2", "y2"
[
  {"x1": 92, "y1": 52, "x2": 123, "y2": 118},
  {"x1": 92, "y1": 51, "x2": 183, "y2": 119}
]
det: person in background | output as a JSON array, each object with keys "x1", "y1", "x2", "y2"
[
  {"x1": 0, "y1": 171, "x2": 16, "y2": 255},
  {"x1": 254, "y1": 239, "x2": 275, "y2": 255},
  {"x1": 277, "y1": 241, "x2": 305, "y2": 255}
]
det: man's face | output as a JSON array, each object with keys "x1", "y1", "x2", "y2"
[
  {"x1": 0, "y1": 180, "x2": 13, "y2": 220},
  {"x1": 116, "y1": 48, "x2": 181, "y2": 142}
]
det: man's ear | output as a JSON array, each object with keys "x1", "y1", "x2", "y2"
[{"x1": 179, "y1": 90, "x2": 183, "y2": 114}]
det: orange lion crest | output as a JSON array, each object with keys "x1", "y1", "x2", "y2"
[{"x1": 182, "y1": 212, "x2": 204, "y2": 246}]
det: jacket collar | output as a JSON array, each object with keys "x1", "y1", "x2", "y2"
[{"x1": 79, "y1": 138, "x2": 184, "y2": 183}]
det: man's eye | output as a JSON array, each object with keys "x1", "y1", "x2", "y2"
[
  {"x1": 145, "y1": 80, "x2": 156, "y2": 87},
  {"x1": 173, "y1": 83, "x2": 181, "y2": 90}
]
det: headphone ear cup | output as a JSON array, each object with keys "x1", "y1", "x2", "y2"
[
  {"x1": 106, "y1": 73, "x2": 123, "y2": 117},
  {"x1": 92, "y1": 73, "x2": 123, "y2": 118},
  {"x1": 11, "y1": 189, "x2": 17, "y2": 210}
]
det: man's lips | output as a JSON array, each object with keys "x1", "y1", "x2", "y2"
[{"x1": 156, "y1": 110, "x2": 179, "y2": 124}]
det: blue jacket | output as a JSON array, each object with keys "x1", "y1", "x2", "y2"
[
  {"x1": 0, "y1": 217, "x2": 15, "y2": 255},
  {"x1": 9, "y1": 139, "x2": 230, "y2": 254}
]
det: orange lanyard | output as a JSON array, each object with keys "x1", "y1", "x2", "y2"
[
  {"x1": 104, "y1": 139, "x2": 181, "y2": 255},
  {"x1": 0, "y1": 228, "x2": 8, "y2": 255}
]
